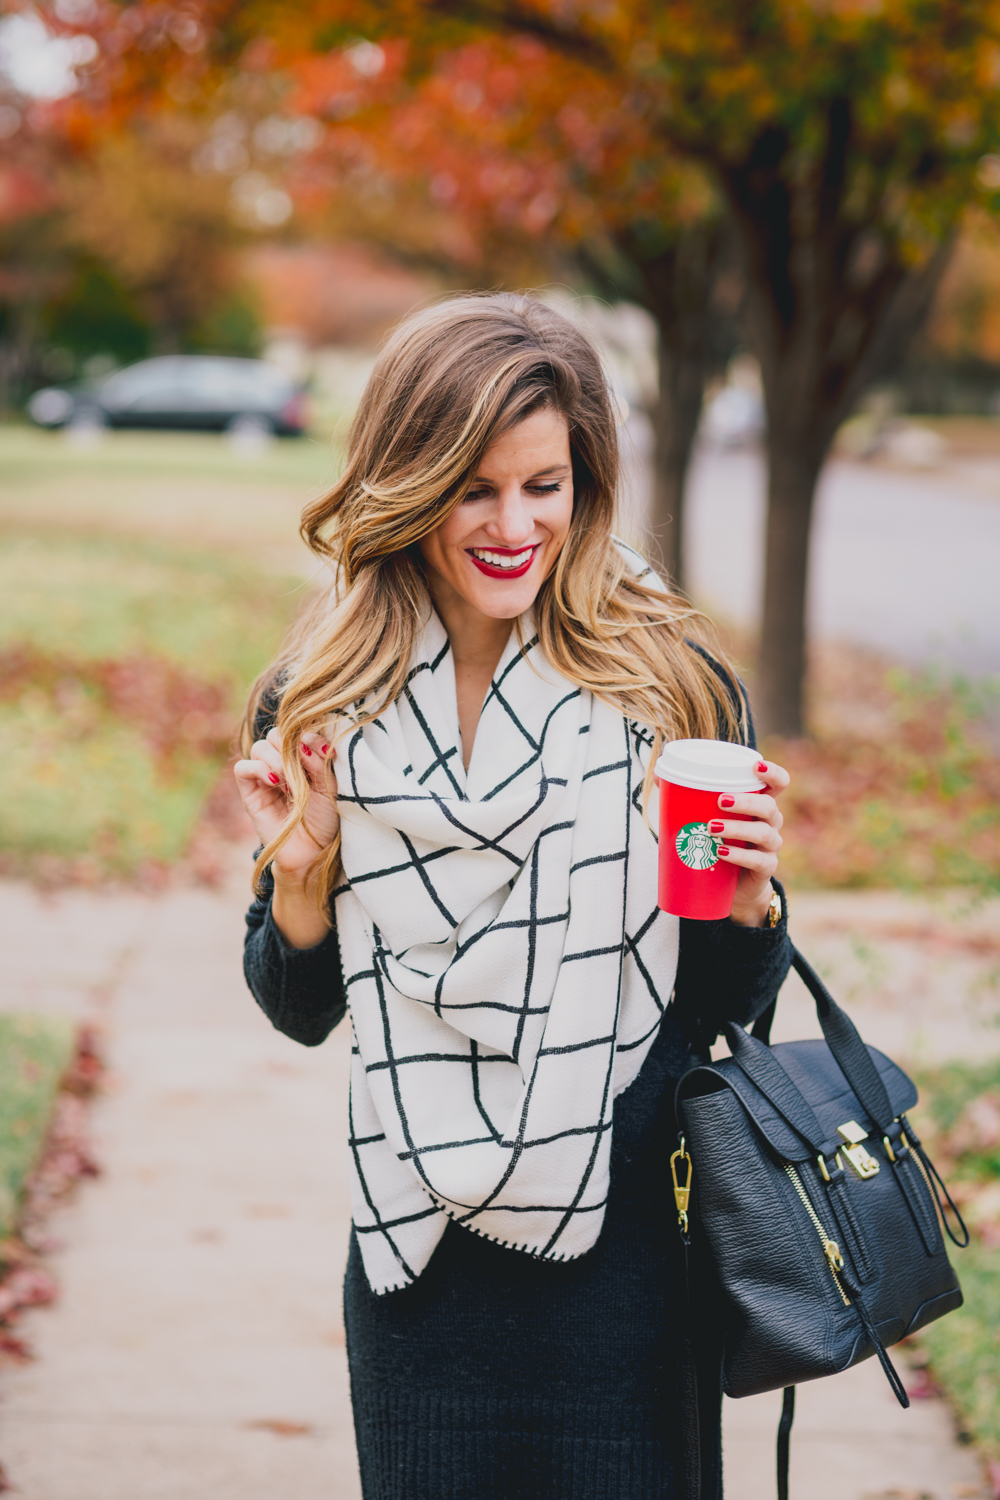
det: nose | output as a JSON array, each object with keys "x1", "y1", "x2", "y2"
[{"x1": 486, "y1": 484, "x2": 534, "y2": 546}]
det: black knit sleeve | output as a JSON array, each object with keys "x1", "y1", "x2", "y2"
[
  {"x1": 244, "y1": 864, "x2": 347, "y2": 1047},
  {"x1": 241, "y1": 678, "x2": 347, "y2": 1047},
  {"x1": 672, "y1": 881, "x2": 791, "y2": 1050},
  {"x1": 669, "y1": 646, "x2": 793, "y2": 1049}
]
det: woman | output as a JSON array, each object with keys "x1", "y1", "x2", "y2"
[{"x1": 235, "y1": 293, "x2": 792, "y2": 1500}]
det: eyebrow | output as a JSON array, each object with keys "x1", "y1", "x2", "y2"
[{"x1": 470, "y1": 462, "x2": 572, "y2": 482}]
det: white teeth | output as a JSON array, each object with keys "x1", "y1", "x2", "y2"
[{"x1": 471, "y1": 547, "x2": 533, "y2": 570}]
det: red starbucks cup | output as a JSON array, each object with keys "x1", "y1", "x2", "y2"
[{"x1": 655, "y1": 739, "x2": 766, "y2": 920}]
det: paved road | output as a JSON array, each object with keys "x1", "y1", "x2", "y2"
[
  {"x1": 688, "y1": 447, "x2": 1000, "y2": 675},
  {"x1": 0, "y1": 861, "x2": 358, "y2": 1500},
  {"x1": 619, "y1": 426, "x2": 1000, "y2": 677},
  {"x1": 1, "y1": 853, "x2": 996, "y2": 1498}
]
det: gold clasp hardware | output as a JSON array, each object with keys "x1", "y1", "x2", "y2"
[
  {"x1": 670, "y1": 1137, "x2": 693, "y2": 1233},
  {"x1": 836, "y1": 1120, "x2": 880, "y2": 1179}
]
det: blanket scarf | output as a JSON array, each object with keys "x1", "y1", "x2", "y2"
[{"x1": 334, "y1": 548, "x2": 680, "y2": 1294}]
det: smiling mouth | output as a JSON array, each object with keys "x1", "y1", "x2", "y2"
[{"x1": 467, "y1": 545, "x2": 539, "y2": 579}]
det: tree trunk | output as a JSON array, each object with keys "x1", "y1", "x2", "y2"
[
  {"x1": 650, "y1": 326, "x2": 706, "y2": 590},
  {"x1": 715, "y1": 107, "x2": 957, "y2": 738},
  {"x1": 630, "y1": 219, "x2": 739, "y2": 591},
  {"x1": 756, "y1": 435, "x2": 826, "y2": 736}
]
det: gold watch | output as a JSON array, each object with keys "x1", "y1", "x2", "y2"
[{"x1": 766, "y1": 889, "x2": 782, "y2": 929}]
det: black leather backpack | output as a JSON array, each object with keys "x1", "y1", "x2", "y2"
[{"x1": 674, "y1": 947, "x2": 969, "y2": 1499}]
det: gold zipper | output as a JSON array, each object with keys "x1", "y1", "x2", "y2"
[{"x1": 784, "y1": 1164, "x2": 850, "y2": 1305}]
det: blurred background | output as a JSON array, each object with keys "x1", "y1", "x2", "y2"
[{"x1": 0, "y1": 4, "x2": 999, "y2": 1498}]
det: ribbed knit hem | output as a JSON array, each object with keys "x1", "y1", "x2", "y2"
[{"x1": 349, "y1": 1386, "x2": 676, "y2": 1500}]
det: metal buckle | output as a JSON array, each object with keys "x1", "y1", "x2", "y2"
[
  {"x1": 837, "y1": 1120, "x2": 880, "y2": 1179},
  {"x1": 670, "y1": 1137, "x2": 693, "y2": 1234}
]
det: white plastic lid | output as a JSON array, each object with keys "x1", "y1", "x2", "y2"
[{"x1": 654, "y1": 738, "x2": 765, "y2": 793}]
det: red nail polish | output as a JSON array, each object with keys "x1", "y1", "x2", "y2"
[
  {"x1": 719, "y1": 795, "x2": 735, "y2": 808},
  {"x1": 321, "y1": 744, "x2": 329, "y2": 754},
  {"x1": 268, "y1": 773, "x2": 280, "y2": 785},
  {"x1": 717, "y1": 845, "x2": 731, "y2": 857},
  {"x1": 757, "y1": 761, "x2": 768, "y2": 773},
  {"x1": 709, "y1": 820, "x2": 725, "y2": 834},
  {"x1": 302, "y1": 744, "x2": 312, "y2": 756}
]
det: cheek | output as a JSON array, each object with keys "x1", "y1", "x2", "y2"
[
  {"x1": 419, "y1": 522, "x2": 459, "y2": 574},
  {"x1": 548, "y1": 495, "x2": 574, "y2": 548},
  {"x1": 427, "y1": 512, "x2": 471, "y2": 558}
]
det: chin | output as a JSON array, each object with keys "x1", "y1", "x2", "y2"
[
  {"x1": 472, "y1": 583, "x2": 540, "y2": 620},
  {"x1": 457, "y1": 554, "x2": 545, "y2": 618}
]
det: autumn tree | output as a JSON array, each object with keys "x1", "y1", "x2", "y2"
[
  {"x1": 40, "y1": 9, "x2": 738, "y2": 585},
  {"x1": 46, "y1": 0, "x2": 1000, "y2": 731},
  {"x1": 336, "y1": 0, "x2": 1000, "y2": 734},
  {"x1": 286, "y1": 37, "x2": 743, "y2": 581}
]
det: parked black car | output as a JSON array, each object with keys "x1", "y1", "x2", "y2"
[{"x1": 28, "y1": 356, "x2": 309, "y2": 435}]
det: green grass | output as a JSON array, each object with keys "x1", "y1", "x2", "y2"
[
  {"x1": 919, "y1": 1244, "x2": 1000, "y2": 1456},
  {"x1": 0, "y1": 421, "x2": 341, "y2": 491},
  {"x1": 0, "y1": 1016, "x2": 76, "y2": 1238},
  {"x1": 0, "y1": 528, "x2": 300, "y2": 680},
  {"x1": 910, "y1": 1059, "x2": 1000, "y2": 1458},
  {"x1": 1, "y1": 702, "x2": 221, "y2": 866},
  {"x1": 0, "y1": 525, "x2": 300, "y2": 875}
]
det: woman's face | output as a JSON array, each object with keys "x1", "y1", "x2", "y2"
[{"x1": 419, "y1": 406, "x2": 574, "y2": 622}]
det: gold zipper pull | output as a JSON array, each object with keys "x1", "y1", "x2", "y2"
[
  {"x1": 670, "y1": 1137, "x2": 693, "y2": 1234},
  {"x1": 823, "y1": 1239, "x2": 844, "y2": 1271}
]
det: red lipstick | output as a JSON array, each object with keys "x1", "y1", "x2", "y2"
[{"x1": 466, "y1": 544, "x2": 539, "y2": 580}]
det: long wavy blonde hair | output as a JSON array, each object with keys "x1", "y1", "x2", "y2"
[{"x1": 243, "y1": 292, "x2": 745, "y2": 911}]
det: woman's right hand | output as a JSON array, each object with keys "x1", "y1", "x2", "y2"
[{"x1": 233, "y1": 726, "x2": 340, "y2": 880}]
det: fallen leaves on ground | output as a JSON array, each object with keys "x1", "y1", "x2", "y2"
[
  {"x1": 0, "y1": 643, "x2": 253, "y2": 887},
  {"x1": 0, "y1": 1027, "x2": 105, "y2": 1364},
  {"x1": 911, "y1": 1059, "x2": 1000, "y2": 1466},
  {"x1": 760, "y1": 646, "x2": 1000, "y2": 891},
  {"x1": 0, "y1": 645, "x2": 233, "y2": 773},
  {"x1": 244, "y1": 1419, "x2": 314, "y2": 1437}
]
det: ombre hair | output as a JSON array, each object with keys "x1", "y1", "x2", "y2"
[{"x1": 242, "y1": 291, "x2": 745, "y2": 910}]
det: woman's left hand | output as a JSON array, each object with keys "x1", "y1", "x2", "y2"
[{"x1": 713, "y1": 758, "x2": 791, "y2": 927}]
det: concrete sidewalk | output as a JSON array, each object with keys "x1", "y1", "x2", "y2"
[{"x1": 1, "y1": 853, "x2": 996, "y2": 1499}]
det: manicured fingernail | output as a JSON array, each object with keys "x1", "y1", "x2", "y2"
[
  {"x1": 320, "y1": 744, "x2": 329, "y2": 754},
  {"x1": 719, "y1": 795, "x2": 735, "y2": 808},
  {"x1": 709, "y1": 820, "x2": 725, "y2": 834},
  {"x1": 757, "y1": 761, "x2": 767, "y2": 773},
  {"x1": 302, "y1": 744, "x2": 312, "y2": 756},
  {"x1": 268, "y1": 773, "x2": 280, "y2": 785},
  {"x1": 717, "y1": 845, "x2": 731, "y2": 857}
]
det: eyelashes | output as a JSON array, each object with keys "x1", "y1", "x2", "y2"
[{"x1": 463, "y1": 481, "x2": 564, "y2": 503}]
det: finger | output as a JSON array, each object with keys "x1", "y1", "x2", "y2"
[
  {"x1": 299, "y1": 732, "x2": 338, "y2": 791},
  {"x1": 709, "y1": 819, "x2": 782, "y2": 852},
  {"x1": 250, "y1": 738, "x2": 285, "y2": 777},
  {"x1": 266, "y1": 726, "x2": 283, "y2": 751},
  {"x1": 234, "y1": 758, "x2": 285, "y2": 793},
  {"x1": 753, "y1": 758, "x2": 791, "y2": 794},
  {"x1": 717, "y1": 844, "x2": 779, "y2": 876},
  {"x1": 718, "y1": 791, "x2": 780, "y2": 823}
]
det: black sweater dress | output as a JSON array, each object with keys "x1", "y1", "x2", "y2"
[{"x1": 244, "y1": 858, "x2": 791, "y2": 1500}]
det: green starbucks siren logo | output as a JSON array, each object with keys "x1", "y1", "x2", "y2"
[{"x1": 675, "y1": 821, "x2": 721, "y2": 871}]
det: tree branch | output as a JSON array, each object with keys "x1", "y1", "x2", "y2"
[{"x1": 423, "y1": 0, "x2": 616, "y2": 71}]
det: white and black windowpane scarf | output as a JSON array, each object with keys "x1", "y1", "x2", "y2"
[{"x1": 334, "y1": 545, "x2": 680, "y2": 1294}]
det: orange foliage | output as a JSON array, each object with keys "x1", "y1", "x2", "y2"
[
  {"x1": 927, "y1": 210, "x2": 1000, "y2": 364},
  {"x1": 245, "y1": 242, "x2": 430, "y2": 346},
  {"x1": 37, "y1": 0, "x2": 1000, "y2": 287}
]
